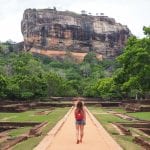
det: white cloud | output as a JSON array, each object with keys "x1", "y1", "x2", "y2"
[{"x1": 0, "y1": 0, "x2": 149, "y2": 42}]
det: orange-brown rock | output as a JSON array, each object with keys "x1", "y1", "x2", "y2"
[{"x1": 21, "y1": 8, "x2": 131, "y2": 59}]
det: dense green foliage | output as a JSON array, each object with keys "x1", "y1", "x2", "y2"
[
  {"x1": 0, "y1": 27, "x2": 149, "y2": 100},
  {"x1": 94, "y1": 27, "x2": 150, "y2": 100},
  {"x1": 113, "y1": 27, "x2": 150, "y2": 99},
  {"x1": 0, "y1": 45, "x2": 110, "y2": 99}
]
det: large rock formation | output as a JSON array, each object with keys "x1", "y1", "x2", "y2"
[{"x1": 21, "y1": 8, "x2": 131, "y2": 59}]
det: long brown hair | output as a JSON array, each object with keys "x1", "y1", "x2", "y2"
[{"x1": 76, "y1": 101, "x2": 83, "y2": 112}]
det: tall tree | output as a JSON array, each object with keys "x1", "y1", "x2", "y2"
[{"x1": 114, "y1": 27, "x2": 150, "y2": 99}]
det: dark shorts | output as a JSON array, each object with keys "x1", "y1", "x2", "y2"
[{"x1": 75, "y1": 120, "x2": 85, "y2": 125}]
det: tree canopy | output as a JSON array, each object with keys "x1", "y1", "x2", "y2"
[{"x1": 0, "y1": 27, "x2": 149, "y2": 100}]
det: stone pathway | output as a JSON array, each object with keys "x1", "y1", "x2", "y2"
[{"x1": 34, "y1": 107, "x2": 122, "y2": 150}]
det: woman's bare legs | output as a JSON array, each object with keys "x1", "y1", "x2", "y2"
[
  {"x1": 76, "y1": 125, "x2": 80, "y2": 144},
  {"x1": 79, "y1": 125, "x2": 84, "y2": 143}
]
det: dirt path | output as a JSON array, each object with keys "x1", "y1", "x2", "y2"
[{"x1": 35, "y1": 107, "x2": 122, "y2": 150}]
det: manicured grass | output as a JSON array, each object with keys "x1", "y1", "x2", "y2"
[
  {"x1": 8, "y1": 127, "x2": 31, "y2": 137},
  {"x1": 127, "y1": 112, "x2": 150, "y2": 121},
  {"x1": 99, "y1": 107, "x2": 150, "y2": 121},
  {"x1": 14, "y1": 136, "x2": 43, "y2": 150},
  {"x1": 0, "y1": 108, "x2": 56, "y2": 122},
  {"x1": 0, "y1": 107, "x2": 69, "y2": 150},
  {"x1": 88, "y1": 106, "x2": 142, "y2": 150},
  {"x1": 12, "y1": 107, "x2": 69, "y2": 150},
  {"x1": 89, "y1": 107, "x2": 127, "y2": 125},
  {"x1": 103, "y1": 107, "x2": 127, "y2": 113},
  {"x1": 116, "y1": 135, "x2": 142, "y2": 150},
  {"x1": 95, "y1": 113, "x2": 127, "y2": 125},
  {"x1": 88, "y1": 106, "x2": 109, "y2": 114}
]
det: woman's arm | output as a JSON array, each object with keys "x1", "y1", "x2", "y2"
[{"x1": 74, "y1": 109, "x2": 77, "y2": 119}]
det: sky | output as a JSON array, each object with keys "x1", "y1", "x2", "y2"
[{"x1": 0, "y1": 0, "x2": 150, "y2": 42}]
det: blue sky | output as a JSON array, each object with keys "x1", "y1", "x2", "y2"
[{"x1": 0, "y1": 0, "x2": 150, "y2": 42}]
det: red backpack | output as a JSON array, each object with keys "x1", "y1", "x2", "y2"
[{"x1": 75, "y1": 110, "x2": 84, "y2": 121}]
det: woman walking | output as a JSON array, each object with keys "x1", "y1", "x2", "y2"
[{"x1": 74, "y1": 100, "x2": 86, "y2": 144}]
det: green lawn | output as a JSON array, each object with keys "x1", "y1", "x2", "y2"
[
  {"x1": 127, "y1": 112, "x2": 150, "y2": 121},
  {"x1": 89, "y1": 107, "x2": 127, "y2": 125},
  {"x1": 0, "y1": 108, "x2": 56, "y2": 122},
  {"x1": 8, "y1": 127, "x2": 31, "y2": 137},
  {"x1": 103, "y1": 107, "x2": 127, "y2": 113},
  {"x1": 100, "y1": 107, "x2": 150, "y2": 121},
  {"x1": 88, "y1": 106, "x2": 142, "y2": 150},
  {"x1": 0, "y1": 107, "x2": 70, "y2": 150}
]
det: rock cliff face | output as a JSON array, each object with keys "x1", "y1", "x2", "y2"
[{"x1": 21, "y1": 8, "x2": 131, "y2": 59}]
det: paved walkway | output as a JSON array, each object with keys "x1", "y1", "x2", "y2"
[{"x1": 34, "y1": 107, "x2": 122, "y2": 150}]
